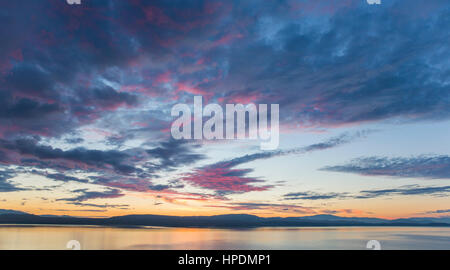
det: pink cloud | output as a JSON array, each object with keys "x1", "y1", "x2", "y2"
[{"x1": 182, "y1": 166, "x2": 272, "y2": 194}]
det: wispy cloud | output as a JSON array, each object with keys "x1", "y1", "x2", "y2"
[
  {"x1": 321, "y1": 155, "x2": 450, "y2": 179},
  {"x1": 284, "y1": 191, "x2": 350, "y2": 201},
  {"x1": 210, "y1": 202, "x2": 316, "y2": 214},
  {"x1": 182, "y1": 131, "x2": 372, "y2": 195},
  {"x1": 284, "y1": 185, "x2": 450, "y2": 201},
  {"x1": 56, "y1": 188, "x2": 124, "y2": 202},
  {"x1": 357, "y1": 185, "x2": 450, "y2": 199},
  {"x1": 0, "y1": 169, "x2": 26, "y2": 192}
]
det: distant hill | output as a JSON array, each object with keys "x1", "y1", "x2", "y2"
[
  {"x1": 0, "y1": 209, "x2": 29, "y2": 215},
  {"x1": 0, "y1": 210, "x2": 449, "y2": 228}
]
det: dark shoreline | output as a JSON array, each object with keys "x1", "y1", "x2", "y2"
[
  {"x1": 0, "y1": 224, "x2": 450, "y2": 229},
  {"x1": 1, "y1": 213, "x2": 449, "y2": 228}
]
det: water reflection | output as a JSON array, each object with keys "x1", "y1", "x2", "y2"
[{"x1": 0, "y1": 225, "x2": 449, "y2": 250}]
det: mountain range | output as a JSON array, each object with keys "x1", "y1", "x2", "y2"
[{"x1": 0, "y1": 209, "x2": 449, "y2": 228}]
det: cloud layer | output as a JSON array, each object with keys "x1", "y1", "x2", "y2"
[
  {"x1": 284, "y1": 185, "x2": 450, "y2": 201},
  {"x1": 0, "y1": 1, "x2": 448, "y2": 215}
]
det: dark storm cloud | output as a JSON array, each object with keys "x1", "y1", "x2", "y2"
[
  {"x1": 146, "y1": 139, "x2": 206, "y2": 172},
  {"x1": 321, "y1": 155, "x2": 450, "y2": 179},
  {"x1": 424, "y1": 209, "x2": 450, "y2": 214},
  {"x1": 0, "y1": 137, "x2": 207, "y2": 196},
  {"x1": 0, "y1": 97, "x2": 61, "y2": 119},
  {"x1": 44, "y1": 173, "x2": 89, "y2": 183},
  {"x1": 1, "y1": 0, "x2": 448, "y2": 141},
  {"x1": 0, "y1": 1, "x2": 450, "y2": 141},
  {"x1": 4, "y1": 64, "x2": 55, "y2": 99},
  {"x1": 0, "y1": 0, "x2": 448, "y2": 135},
  {"x1": 72, "y1": 86, "x2": 138, "y2": 112},
  {"x1": 203, "y1": 0, "x2": 450, "y2": 128},
  {"x1": 0, "y1": 138, "x2": 137, "y2": 174},
  {"x1": 0, "y1": 1, "x2": 144, "y2": 139}
]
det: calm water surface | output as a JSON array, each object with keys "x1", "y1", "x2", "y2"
[{"x1": 0, "y1": 225, "x2": 449, "y2": 250}]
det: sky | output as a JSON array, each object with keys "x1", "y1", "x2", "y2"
[{"x1": 0, "y1": 0, "x2": 449, "y2": 219}]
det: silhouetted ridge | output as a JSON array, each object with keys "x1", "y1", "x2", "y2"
[{"x1": 0, "y1": 210, "x2": 448, "y2": 228}]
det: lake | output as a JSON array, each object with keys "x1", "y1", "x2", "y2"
[{"x1": 0, "y1": 225, "x2": 449, "y2": 250}]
